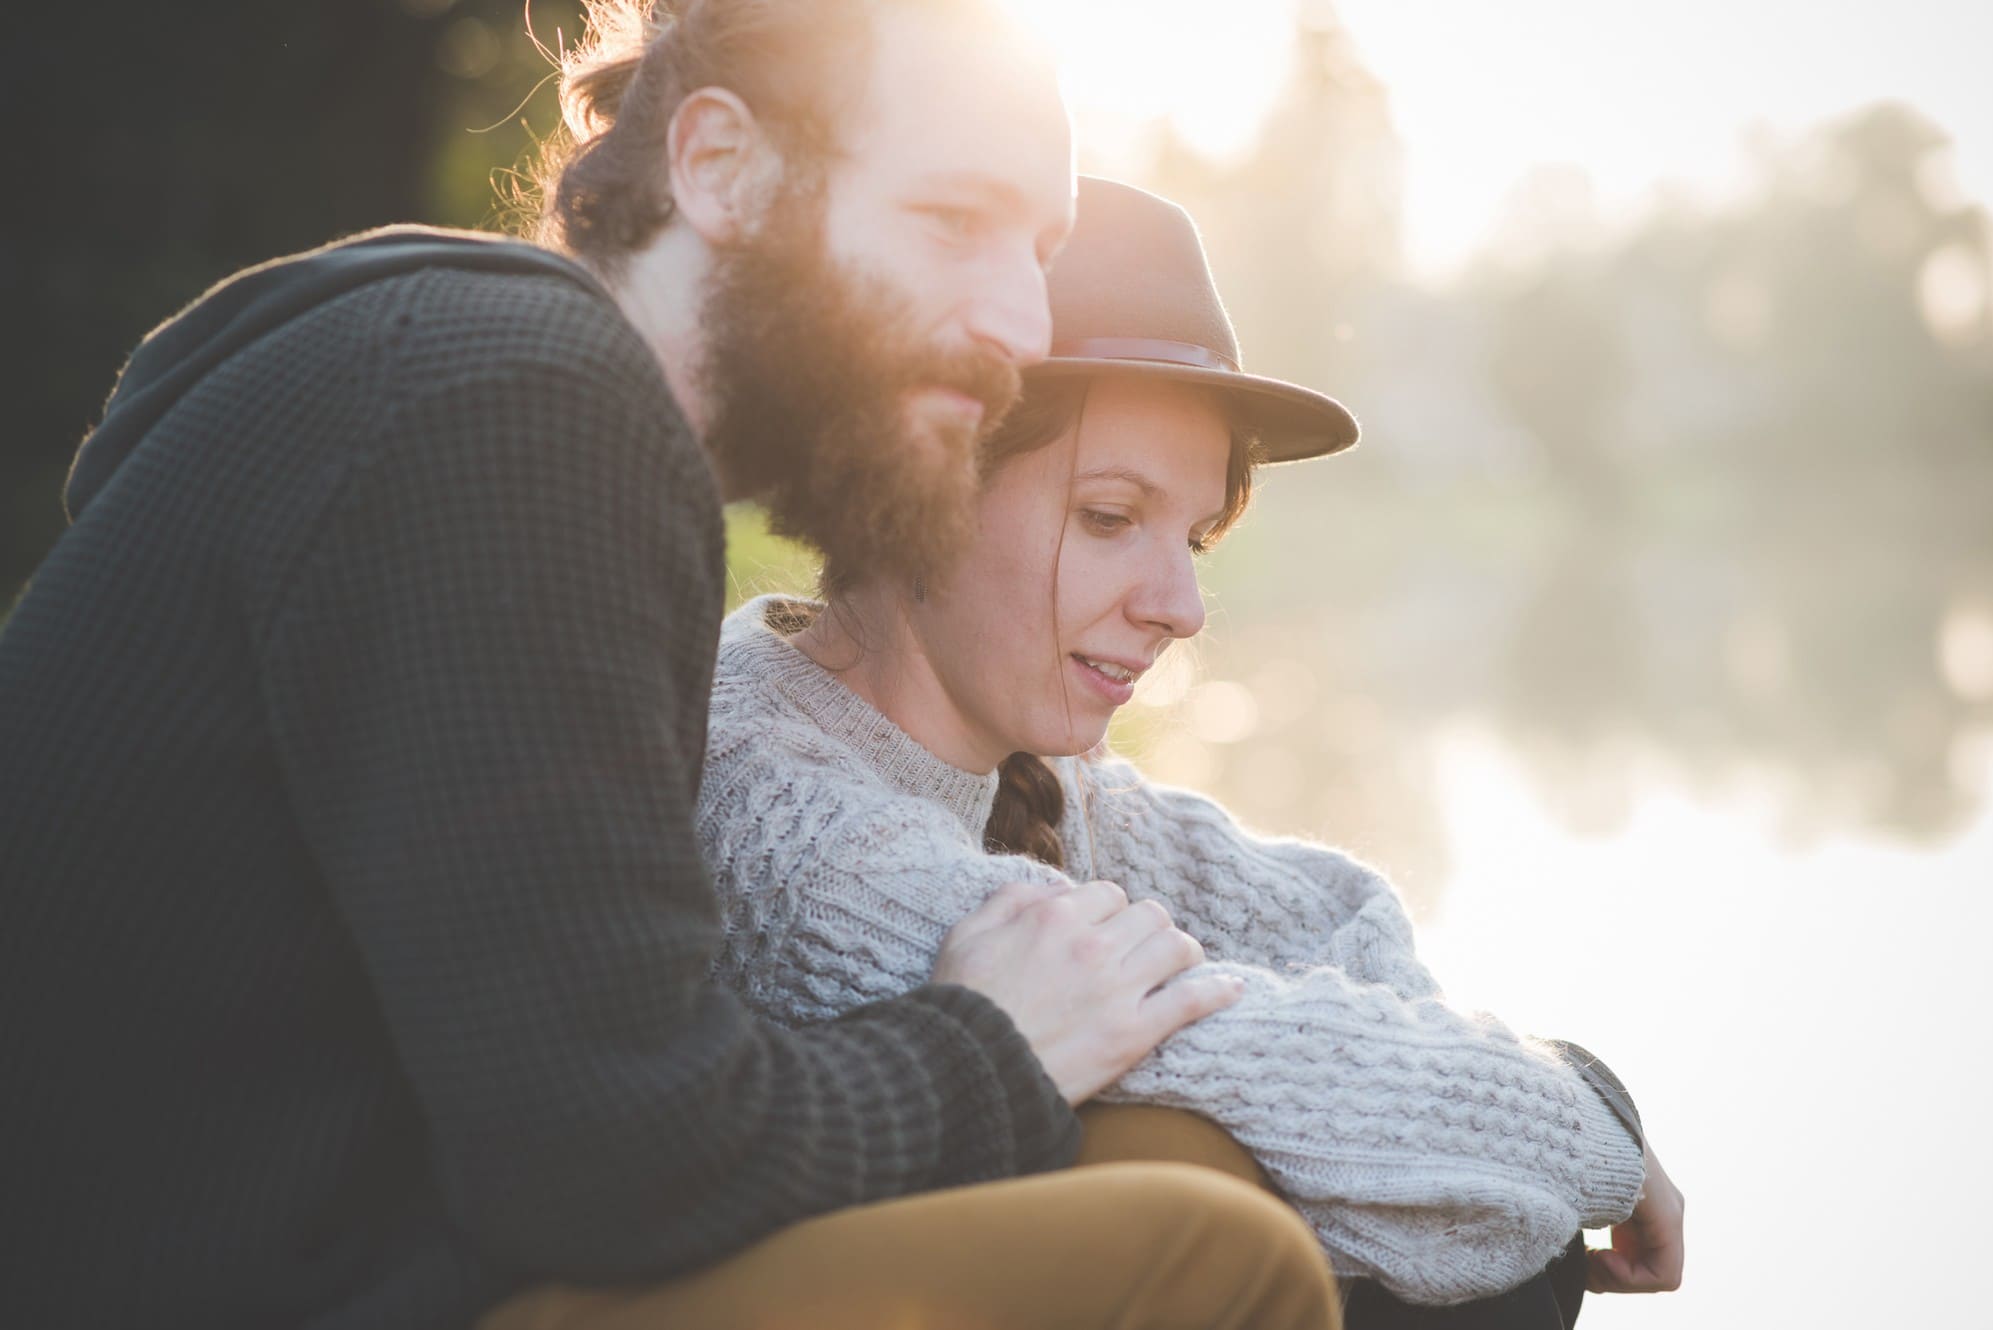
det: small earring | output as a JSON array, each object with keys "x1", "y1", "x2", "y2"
[{"x1": 912, "y1": 575, "x2": 926, "y2": 603}]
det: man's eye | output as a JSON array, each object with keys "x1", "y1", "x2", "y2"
[
  {"x1": 1081, "y1": 510, "x2": 1131, "y2": 535},
  {"x1": 925, "y1": 206, "x2": 978, "y2": 238}
]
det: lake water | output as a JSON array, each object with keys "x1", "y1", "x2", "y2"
[{"x1": 1411, "y1": 728, "x2": 1993, "y2": 1328}]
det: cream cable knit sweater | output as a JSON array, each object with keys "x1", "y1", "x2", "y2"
[{"x1": 699, "y1": 597, "x2": 1646, "y2": 1304}]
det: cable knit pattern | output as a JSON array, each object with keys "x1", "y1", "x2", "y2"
[{"x1": 700, "y1": 597, "x2": 1646, "y2": 1305}]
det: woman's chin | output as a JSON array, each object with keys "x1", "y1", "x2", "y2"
[{"x1": 1026, "y1": 724, "x2": 1113, "y2": 761}]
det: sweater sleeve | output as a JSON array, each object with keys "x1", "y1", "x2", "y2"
[
  {"x1": 1075, "y1": 757, "x2": 1646, "y2": 1304},
  {"x1": 257, "y1": 331, "x2": 1074, "y2": 1283},
  {"x1": 701, "y1": 765, "x2": 1073, "y2": 1030},
  {"x1": 1071, "y1": 754, "x2": 1438, "y2": 991}
]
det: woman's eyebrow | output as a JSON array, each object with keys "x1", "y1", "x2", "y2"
[{"x1": 1071, "y1": 465, "x2": 1158, "y2": 496}]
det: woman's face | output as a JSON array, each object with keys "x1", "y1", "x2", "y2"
[{"x1": 911, "y1": 374, "x2": 1235, "y2": 766}]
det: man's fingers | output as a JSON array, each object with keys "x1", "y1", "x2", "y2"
[
  {"x1": 1136, "y1": 971, "x2": 1244, "y2": 1044},
  {"x1": 1097, "y1": 895, "x2": 1174, "y2": 950},
  {"x1": 1121, "y1": 920, "x2": 1205, "y2": 992},
  {"x1": 962, "y1": 881, "x2": 1129, "y2": 946},
  {"x1": 1063, "y1": 878, "x2": 1131, "y2": 925},
  {"x1": 950, "y1": 878, "x2": 1065, "y2": 941}
]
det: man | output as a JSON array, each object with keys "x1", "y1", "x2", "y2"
[{"x1": 0, "y1": 1, "x2": 1341, "y2": 1327}]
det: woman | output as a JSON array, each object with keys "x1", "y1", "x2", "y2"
[{"x1": 698, "y1": 178, "x2": 1682, "y2": 1321}]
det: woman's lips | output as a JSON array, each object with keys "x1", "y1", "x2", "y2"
[{"x1": 1069, "y1": 652, "x2": 1138, "y2": 706}]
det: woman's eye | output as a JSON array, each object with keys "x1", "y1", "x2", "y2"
[{"x1": 1080, "y1": 510, "x2": 1131, "y2": 536}]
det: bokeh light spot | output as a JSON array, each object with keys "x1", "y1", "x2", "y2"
[
  {"x1": 437, "y1": 16, "x2": 501, "y2": 80},
  {"x1": 1185, "y1": 679, "x2": 1261, "y2": 745},
  {"x1": 1938, "y1": 601, "x2": 1993, "y2": 701},
  {"x1": 1917, "y1": 242, "x2": 1990, "y2": 349}
]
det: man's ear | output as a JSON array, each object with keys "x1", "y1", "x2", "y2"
[{"x1": 667, "y1": 87, "x2": 778, "y2": 245}]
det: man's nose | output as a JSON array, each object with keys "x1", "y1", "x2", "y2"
[{"x1": 963, "y1": 244, "x2": 1053, "y2": 367}]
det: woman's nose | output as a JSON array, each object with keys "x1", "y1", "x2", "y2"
[{"x1": 1131, "y1": 546, "x2": 1207, "y2": 641}]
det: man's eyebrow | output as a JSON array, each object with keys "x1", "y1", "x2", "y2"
[
  {"x1": 1072, "y1": 465, "x2": 1158, "y2": 496},
  {"x1": 914, "y1": 171, "x2": 1071, "y2": 259},
  {"x1": 914, "y1": 171, "x2": 1029, "y2": 209}
]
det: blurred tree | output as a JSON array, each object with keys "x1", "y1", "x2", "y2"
[
  {"x1": 1135, "y1": 83, "x2": 1992, "y2": 848},
  {"x1": 1486, "y1": 268, "x2": 1634, "y2": 517},
  {"x1": 1477, "y1": 102, "x2": 1993, "y2": 841},
  {"x1": 1149, "y1": 1, "x2": 1403, "y2": 394}
]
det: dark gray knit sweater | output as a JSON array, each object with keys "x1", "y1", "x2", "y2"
[{"x1": 0, "y1": 229, "x2": 1078, "y2": 1330}]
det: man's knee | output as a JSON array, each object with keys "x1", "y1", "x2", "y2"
[
  {"x1": 1076, "y1": 1103, "x2": 1272, "y2": 1189},
  {"x1": 1085, "y1": 1163, "x2": 1340, "y2": 1330},
  {"x1": 1114, "y1": 1162, "x2": 1326, "y2": 1273},
  {"x1": 480, "y1": 1166, "x2": 1339, "y2": 1330}
]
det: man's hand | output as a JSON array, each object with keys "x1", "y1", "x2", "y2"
[
  {"x1": 1588, "y1": 1143, "x2": 1686, "y2": 1294},
  {"x1": 931, "y1": 878, "x2": 1243, "y2": 1105}
]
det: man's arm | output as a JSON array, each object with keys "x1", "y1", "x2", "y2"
[{"x1": 257, "y1": 339, "x2": 1075, "y2": 1282}]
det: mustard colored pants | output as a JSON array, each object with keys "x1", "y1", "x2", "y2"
[{"x1": 478, "y1": 1104, "x2": 1338, "y2": 1330}]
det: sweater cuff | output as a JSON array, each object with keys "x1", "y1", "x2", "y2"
[
  {"x1": 1543, "y1": 1038, "x2": 1644, "y2": 1149},
  {"x1": 899, "y1": 984, "x2": 1082, "y2": 1182},
  {"x1": 1555, "y1": 1051, "x2": 1648, "y2": 1227}
]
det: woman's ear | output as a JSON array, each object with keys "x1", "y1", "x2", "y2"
[{"x1": 666, "y1": 87, "x2": 780, "y2": 245}]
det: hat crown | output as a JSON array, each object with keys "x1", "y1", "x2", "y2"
[
  {"x1": 1049, "y1": 178, "x2": 1241, "y2": 368},
  {"x1": 1035, "y1": 176, "x2": 1359, "y2": 464}
]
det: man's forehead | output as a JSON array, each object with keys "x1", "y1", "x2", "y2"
[{"x1": 835, "y1": 2, "x2": 1073, "y2": 208}]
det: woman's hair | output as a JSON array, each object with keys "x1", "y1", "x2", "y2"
[
  {"x1": 978, "y1": 376, "x2": 1265, "y2": 867},
  {"x1": 526, "y1": 0, "x2": 870, "y2": 274}
]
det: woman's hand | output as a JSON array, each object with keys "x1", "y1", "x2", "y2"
[{"x1": 1587, "y1": 1143, "x2": 1686, "y2": 1293}]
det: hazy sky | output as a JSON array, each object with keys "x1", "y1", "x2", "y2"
[{"x1": 1008, "y1": 0, "x2": 1993, "y2": 277}]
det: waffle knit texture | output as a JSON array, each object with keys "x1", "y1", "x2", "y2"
[
  {"x1": 0, "y1": 232, "x2": 1076, "y2": 1330},
  {"x1": 701, "y1": 597, "x2": 1650, "y2": 1306}
]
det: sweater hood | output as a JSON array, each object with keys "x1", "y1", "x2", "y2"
[{"x1": 65, "y1": 226, "x2": 612, "y2": 519}]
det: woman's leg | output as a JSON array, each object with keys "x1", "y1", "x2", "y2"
[
  {"x1": 1075, "y1": 1103, "x2": 1585, "y2": 1330},
  {"x1": 1340, "y1": 1237, "x2": 1587, "y2": 1330},
  {"x1": 476, "y1": 1160, "x2": 1341, "y2": 1330}
]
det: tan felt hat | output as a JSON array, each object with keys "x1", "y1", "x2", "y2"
[{"x1": 1032, "y1": 176, "x2": 1360, "y2": 464}]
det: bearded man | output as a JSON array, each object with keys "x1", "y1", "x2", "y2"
[{"x1": 0, "y1": 2, "x2": 1342, "y2": 1328}]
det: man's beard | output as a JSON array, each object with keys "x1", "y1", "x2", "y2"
[{"x1": 698, "y1": 183, "x2": 1022, "y2": 583}]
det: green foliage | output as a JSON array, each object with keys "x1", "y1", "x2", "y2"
[{"x1": 723, "y1": 506, "x2": 823, "y2": 611}]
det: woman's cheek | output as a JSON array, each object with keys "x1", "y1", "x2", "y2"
[{"x1": 1051, "y1": 532, "x2": 1119, "y2": 632}]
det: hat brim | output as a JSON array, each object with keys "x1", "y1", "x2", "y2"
[{"x1": 1025, "y1": 357, "x2": 1359, "y2": 464}]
